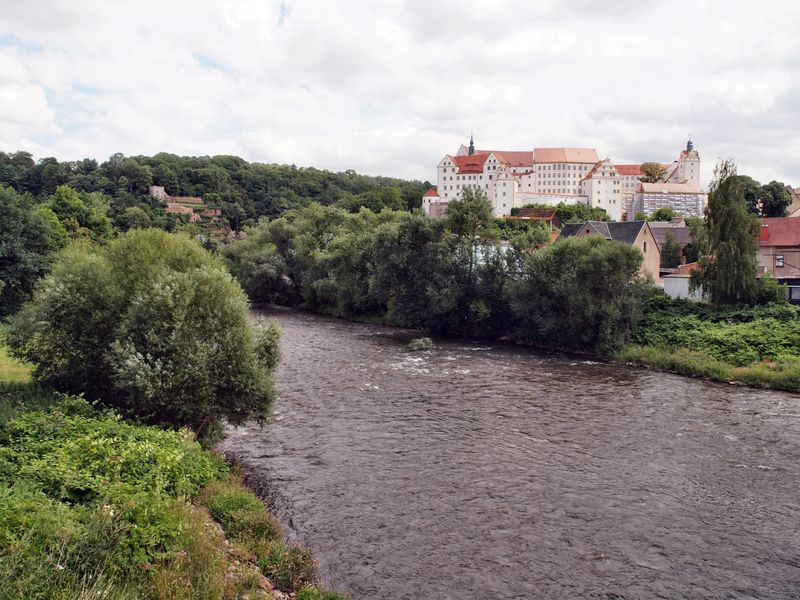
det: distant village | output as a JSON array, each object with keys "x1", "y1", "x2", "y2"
[{"x1": 422, "y1": 137, "x2": 800, "y2": 302}]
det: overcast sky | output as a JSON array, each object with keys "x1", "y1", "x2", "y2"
[{"x1": 1, "y1": 0, "x2": 798, "y2": 189}]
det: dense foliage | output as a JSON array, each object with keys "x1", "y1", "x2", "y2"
[
  {"x1": 691, "y1": 161, "x2": 761, "y2": 305},
  {"x1": 632, "y1": 296, "x2": 800, "y2": 365},
  {"x1": 0, "y1": 186, "x2": 67, "y2": 316},
  {"x1": 512, "y1": 202, "x2": 609, "y2": 223},
  {"x1": 7, "y1": 230, "x2": 279, "y2": 432},
  {"x1": 0, "y1": 149, "x2": 427, "y2": 232},
  {"x1": 0, "y1": 388, "x2": 344, "y2": 599},
  {"x1": 509, "y1": 236, "x2": 650, "y2": 352},
  {"x1": 225, "y1": 190, "x2": 651, "y2": 352}
]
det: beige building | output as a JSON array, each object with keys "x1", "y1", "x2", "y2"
[{"x1": 556, "y1": 220, "x2": 661, "y2": 282}]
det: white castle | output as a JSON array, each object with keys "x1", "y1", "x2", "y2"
[{"x1": 422, "y1": 136, "x2": 705, "y2": 221}]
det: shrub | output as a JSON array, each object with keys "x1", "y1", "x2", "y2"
[
  {"x1": 405, "y1": 337, "x2": 433, "y2": 352},
  {"x1": 0, "y1": 396, "x2": 226, "y2": 505},
  {"x1": 508, "y1": 236, "x2": 651, "y2": 353},
  {"x1": 202, "y1": 479, "x2": 282, "y2": 543},
  {"x1": 7, "y1": 229, "x2": 280, "y2": 432},
  {"x1": 257, "y1": 541, "x2": 318, "y2": 593},
  {"x1": 296, "y1": 585, "x2": 350, "y2": 600}
]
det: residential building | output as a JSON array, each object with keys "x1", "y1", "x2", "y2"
[
  {"x1": 557, "y1": 220, "x2": 661, "y2": 281},
  {"x1": 757, "y1": 217, "x2": 800, "y2": 301}
]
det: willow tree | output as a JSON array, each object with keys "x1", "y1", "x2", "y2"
[{"x1": 691, "y1": 160, "x2": 760, "y2": 304}]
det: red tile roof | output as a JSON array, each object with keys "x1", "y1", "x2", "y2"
[
  {"x1": 758, "y1": 218, "x2": 800, "y2": 247},
  {"x1": 615, "y1": 164, "x2": 643, "y2": 176},
  {"x1": 492, "y1": 151, "x2": 534, "y2": 167},
  {"x1": 423, "y1": 187, "x2": 439, "y2": 197},
  {"x1": 451, "y1": 153, "x2": 490, "y2": 174}
]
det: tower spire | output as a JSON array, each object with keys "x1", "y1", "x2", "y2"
[{"x1": 468, "y1": 131, "x2": 475, "y2": 156}]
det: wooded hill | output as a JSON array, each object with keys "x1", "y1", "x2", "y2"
[{"x1": 0, "y1": 150, "x2": 429, "y2": 231}]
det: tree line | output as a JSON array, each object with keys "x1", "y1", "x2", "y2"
[
  {"x1": 0, "y1": 149, "x2": 428, "y2": 232},
  {"x1": 224, "y1": 188, "x2": 652, "y2": 353}
]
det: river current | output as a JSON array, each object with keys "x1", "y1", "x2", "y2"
[{"x1": 220, "y1": 307, "x2": 800, "y2": 599}]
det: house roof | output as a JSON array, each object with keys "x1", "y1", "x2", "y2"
[
  {"x1": 758, "y1": 217, "x2": 800, "y2": 247},
  {"x1": 533, "y1": 148, "x2": 600, "y2": 164},
  {"x1": 639, "y1": 182, "x2": 702, "y2": 194},
  {"x1": 650, "y1": 225, "x2": 692, "y2": 248},
  {"x1": 423, "y1": 187, "x2": 439, "y2": 197},
  {"x1": 514, "y1": 207, "x2": 558, "y2": 220},
  {"x1": 557, "y1": 220, "x2": 648, "y2": 246},
  {"x1": 615, "y1": 164, "x2": 643, "y2": 176},
  {"x1": 451, "y1": 153, "x2": 490, "y2": 174},
  {"x1": 492, "y1": 151, "x2": 534, "y2": 167},
  {"x1": 581, "y1": 159, "x2": 617, "y2": 182}
]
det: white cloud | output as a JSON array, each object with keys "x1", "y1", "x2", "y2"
[{"x1": 0, "y1": 0, "x2": 798, "y2": 189}]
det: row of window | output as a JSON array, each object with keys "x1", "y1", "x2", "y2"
[{"x1": 537, "y1": 164, "x2": 591, "y2": 171}]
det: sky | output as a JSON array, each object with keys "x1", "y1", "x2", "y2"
[{"x1": 1, "y1": 0, "x2": 798, "y2": 189}]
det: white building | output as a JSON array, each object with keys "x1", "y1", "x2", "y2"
[
  {"x1": 626, "y1": 182, "x2": 706, "y2": 218},
  {"x1": 422, "y1": 137, "x2": 706, "y2": 221}
]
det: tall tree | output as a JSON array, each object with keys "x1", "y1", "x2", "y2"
[
  {"x1": 759, "y1": 180, "x2": 791, "y2": 217},
  {"x1": 691, "y1": 160, "x2": 759, "y2": 305},
  {"x1": 639, "y1": 162, "x2": 666, "y2": 183},
  {"x1": 0, "y1": 186, "x2": 68, "y2": 315}
]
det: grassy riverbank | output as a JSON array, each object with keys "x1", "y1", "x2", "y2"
[
  {"x1": 613, "y1": 297, "x2": 800, "y2": 392},
  {"x1": 0, "y1": 337, "x2": 345, "y2": 599}
]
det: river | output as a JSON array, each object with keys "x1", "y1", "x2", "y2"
[{"x1": 220, "y1": 307, "x2": 800, "y2": 599}]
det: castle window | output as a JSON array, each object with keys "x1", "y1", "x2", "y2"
[
  {"x1": 776, "y1": 255, "x2": 785, "y2": 268},
  {"x1": 644, "y1": 242, "x2": 648, "y2": 253}
]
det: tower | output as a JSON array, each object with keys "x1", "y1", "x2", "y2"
[
  {"x1": 677, "y1": 137, "x2": 701, "y2": 188},
  {"x1": 468, "y1": 132, "x2": 475, "y2": 156}
]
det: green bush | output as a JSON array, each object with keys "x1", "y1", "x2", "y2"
[
  {"x1": 296, "y1": 585, "x2": 350, "y2": 600},
  {"x1": 508, "y1": 236, "x2": 651, "y2": 353},
  {"x1": 633, "y1": 296, "x2": 800, "y2": 366},
  {"x1": 7, "y1": 229, "x2": 280, "y2": 431},
  {"x1": 257, "y1": 540, "x2": 319, "y2": 593},
  {"x1": 202, "y1": 480, "x2": 282, "y2": 543},
  {"x1": 405, "y1": 337, "x2": 433, "y2": 352},
  {"x1": 0, "y1": 396, "x2": 225, "y2": 504}
]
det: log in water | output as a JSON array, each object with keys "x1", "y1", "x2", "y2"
[{"x1": 221, "y1": 307, "x2": 800, "y2": 599}]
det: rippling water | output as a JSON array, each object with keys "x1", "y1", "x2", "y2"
[{"x1": 220, "y1": 307, "x2": 800, "y2": 599}]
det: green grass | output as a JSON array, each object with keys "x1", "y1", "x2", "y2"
[
  {"x1": 0, "y1": 388, "x2": 347, "y2": 599},
  {"x1": 613, "y1": 344, "x2": 800, "y2": 393},
  {"x1": 0, "y1": 344, "x2": 30, "y2": 384}
]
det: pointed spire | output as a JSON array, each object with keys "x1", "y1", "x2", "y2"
[
  {"x1": 468, "y1": 131, "x2": 475, "y2": 156},
  {"x1": 687, "y1": 135, "x2": 693, "y2": 152}
]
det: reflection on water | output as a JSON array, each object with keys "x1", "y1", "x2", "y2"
[{"x1": 221, "y1": 307, "x2": 800, "y2": 599}]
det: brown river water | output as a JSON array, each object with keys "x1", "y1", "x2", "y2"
[{"x1": 220, "y1": 306, "x2": 800, "y2": 599}]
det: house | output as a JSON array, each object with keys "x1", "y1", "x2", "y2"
[
  {"x1": 507, "y1": 207, "x2": 560, "y2": 229},
  {"x1": 148, "y1": 185, "x2": 228, "y2": 238},
  {"x1": 648, "y1": 219, "x2": 693, "y2": 269},
  {"x1": 757, "y1": 217, "x2": 800, "y2": 302},
  {"x1": 557, "y1": 220, "x2": 661, "y2": 281}
]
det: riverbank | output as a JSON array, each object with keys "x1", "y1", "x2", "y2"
[
  {"x1": 0, "y1": 335, "x2": 346, "y2": 600},
  {"x1": 279, "y1": 299, "x2": 800, "y2": 394}
]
